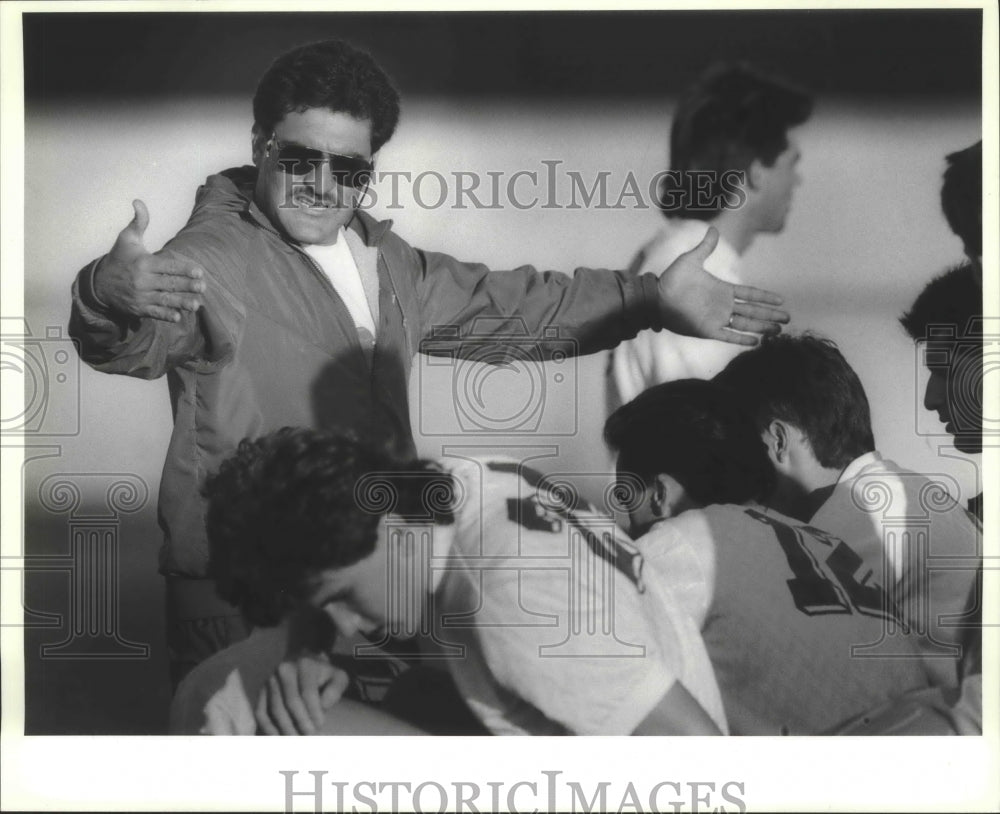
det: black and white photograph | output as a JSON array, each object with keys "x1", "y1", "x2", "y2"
[{"x1": 1, "y1": 1, "x2": 997, "y2": 811}]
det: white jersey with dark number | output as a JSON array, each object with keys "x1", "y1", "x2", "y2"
[
  {"x1": 423, "y1": 457, "x2": 727, "y2": 735},
  {"x1": 639, "y1": 503, "x2": 932, "y2": 735},
  {"x1": 809, "y1": 452, "x2": 981, "y2": 687}
]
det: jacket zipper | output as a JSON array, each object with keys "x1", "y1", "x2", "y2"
[{"x1": 244, "y1": 213, "x2": 366, "y2": 357}]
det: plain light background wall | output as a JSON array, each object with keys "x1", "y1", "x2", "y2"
[{"x1": 25, "y1": 96, "x2": 982, "y2": 503}]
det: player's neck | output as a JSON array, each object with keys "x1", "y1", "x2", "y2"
[
  {"x1": 769, "y1": 461, "x2": 842, "y2": 522},
  {"x1": 710, "y1": 209, "x2": 754, "y2": 256}
]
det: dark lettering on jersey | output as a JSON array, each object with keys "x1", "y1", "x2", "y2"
[
  {"x1": 745, "y1": 509, "x2": 901, "y2": 624},
  {"x1": 564, "y1": 515, "x2": 646, "y2": 594},
  {"x1": 492, "y1": 462, "x2": 644, "y2": 593},
  {"x1": 598, "y1": 529, "x2": 646, "y2": 594},
  {"x1": 487, "y1": 461, "x2": 597, "y2": 512},
  {"x1": 506, "y1": 496, "x2": 563, "y2": 533},
  {"x1": 825, "y1": 539, "x2": 902, "y2": 623},
  {"x1": 749, "y1": 509, "x2": 851, "y2": 616}
]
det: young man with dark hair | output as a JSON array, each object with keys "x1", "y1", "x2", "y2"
[
  {"x1": 171, "y1": 428, "x2": 727, "y2": 736},
  {"x1": 715, "y1": 334, "x2": 980, "y2": 688},
  {"x1": 940, "y1": 141, "x2": 982, "y2": 279},
  {"x1": 827, "y1": 261, "x2": 986, "y2": 736},
  {"x1": 901, "y1": 262, "x2": 985, "y2": 470},
  {"x1": 69, "y1": 39, "x2": 789, "y2": 683},
  {"x1": 610, "y1": 62, "x2": 811, "y2": 405},
  {"x1": 604, "y1": 379, "x2": 930, "y2": 735},
  {"x1": 901, "y1": 263, "x2": 985, "y2": 663}
]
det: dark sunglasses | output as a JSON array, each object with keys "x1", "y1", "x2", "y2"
[{"x1": 267, "y1": 136, "x2": 374, "y2": 191}]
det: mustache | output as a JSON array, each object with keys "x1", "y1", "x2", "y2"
[{"x1": 290, "y1": 191, "x2": 342, "y2": 207}]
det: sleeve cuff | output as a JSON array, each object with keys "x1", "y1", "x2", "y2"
[
  {"x1": 635, "y1": 272, "x2": 662, "y2": 331},
  {"x1": 79, "y1": 257, "x2": 113, "y2": 312}
]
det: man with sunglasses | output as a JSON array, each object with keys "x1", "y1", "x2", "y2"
[{"x1": 69, "y1": 39, "x2": 789, "y2": 687}]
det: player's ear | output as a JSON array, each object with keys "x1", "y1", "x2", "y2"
[
  {"x1": 747, "y1": 157, "x2": 766, "y2": 191},
  {"x1": 651, "y1": 473, "x2": 689, "y2": 520},
  {"x1": 763, "y1": 420, "x2": 790, "y2": 465},
  {"x1": 251, "y1": 124, "x2": 269, "y2": 167}
]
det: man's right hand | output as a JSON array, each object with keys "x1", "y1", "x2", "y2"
[{"x1": 92, "y1": 199, "x2": 206, "y2": 323}]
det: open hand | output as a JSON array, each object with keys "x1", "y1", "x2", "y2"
[
  {"x1": 92, "y1": 200, "x2": 206, "y2": 323},
  {"x1": 655, "y1": 227, "x2": 789, "y2": 345}
]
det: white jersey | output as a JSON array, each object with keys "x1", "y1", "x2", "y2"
[
  {"x1": 427, "y1": 457, "x2": 727, "y2": 735},
  {"x1": 170, "y1": 457, "x2": 728, "y2": 736},
  {"x1": 610, "y1": 219, "x2": 743, "y2": 408},
  {"x1": 809, "y1": 452, "x2": 981, "y2": 686}
]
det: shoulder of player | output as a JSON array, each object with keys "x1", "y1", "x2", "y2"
[
  {"x1": 639, "y1": 506, "x2": 727, "y2": 557},
  {"x1": 636, "y1": 220, "x2": 707, "y2": 276},
  {"x1": 843, "y1": 454, "x2": 972, "y2": 522}
]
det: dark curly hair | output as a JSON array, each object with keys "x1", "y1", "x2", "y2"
[
  {"x1": 661, "y1": 62, "x2": 812, "y2": 220},
  {"x1": 604, "y1": 378, "x2": 775, "y2": 507},
  {"x1": 714, "y1": 334, "x2": 875, "y2": 470},
  {"x1": 253, "y1": 40, "x2": 401, "y2": 153},
  {"x1": 204, "y1": 428, "x2": 453, "y2": 627}
]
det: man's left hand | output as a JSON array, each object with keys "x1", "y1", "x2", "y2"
[{"x1": 655, "y1": 226, "x2": 789, "y2": 344}]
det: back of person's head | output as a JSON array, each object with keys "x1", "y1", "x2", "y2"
[
  {"x1": 900, "y1": 261, "x2": 982, "y2": 342},
  {"x1": 204, "y1": 428, "x2": 452, "y2": 627},
  {"x1": 940, "y1": 140, "x2": 982, "y2": 259},
  {"x1": 253, "y1": 39, "x2": 401, "y2": 152},
  {"x1": 714, "y1": 334, "x2": 875, "y2": 469},
  {"x1": 604, "y1": 378, "x2": 774, "y2": 507},
  {"x1": 661, "y1": 62, "x2": 813, "y2": 220}
]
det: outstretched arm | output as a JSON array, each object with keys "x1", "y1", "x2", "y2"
[{"x1": 414, "y1": 226, "x2": 787, "y2": 359}]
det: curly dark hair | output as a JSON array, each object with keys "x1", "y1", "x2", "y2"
[
  {"x1": 941, "y1": 141, "x2": 981, "y2": 258},
  {"x1": 660, "y1": 62, "x2": 813, "y2": 220},
  {"x1": 714, "y1": 334, "x2": 875, "y2": 470},
  {"x1": 253, "y1": 40, "x2": 401, "y2": 153},
  {"x1": 204, "y1": 428, "x2": 453, "y2": 627},
  {"x1": 604, "y1": 378, "x2": 775, "y2": 507}
]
